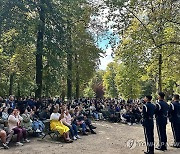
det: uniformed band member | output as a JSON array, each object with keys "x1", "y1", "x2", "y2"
[
  {"x1": 142, "y1": 95, "x2": 155, "y2": 154},
  {"x1": 168, "y1": 94, "x2": 180, "y2": 148},
  {"x1": 155, "y1": 92, "x2": 169, "y2": 151}
]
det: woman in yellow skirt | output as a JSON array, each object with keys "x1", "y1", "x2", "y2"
[{"x1": 50, "y1": 105, "x2": 73, "y2": 143}]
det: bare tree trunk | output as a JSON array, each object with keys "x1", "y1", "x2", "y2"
[
  {"x1": 67, "y1": 21, "x2": 72, "y2": 100},
  {"x1": 158, "y1": 53, "x2": 163, "y2": 92},
  {"x1": 35, "y1": 0, "x2": 45, "y2": 98},
  {"x1": 9, "y1": 73, "x2": 14, "y2": 96},
  {"x1": 17, "y1": 82, "x2": 20, "y2": 98},
  {"x1": 75, "y1": 54, "x2": 80, "y2": 99}
]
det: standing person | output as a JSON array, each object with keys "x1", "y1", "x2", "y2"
[
  {"x1": 168, "y1": 94, "x2": 180, "y2": 148},
  {"x1": 142, "y1": 95, "x2": 155, "y2": 154},
  {"x1": 155, "y1": 92, "x2": 169, "y2": 151}
]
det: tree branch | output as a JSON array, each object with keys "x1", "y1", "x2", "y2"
[
  {"x1": 154, "y1": 41, "x2": 180, "y2": 49},
  {"x1": 124, "y1": 6, "x2": 157, "y2": 47}
]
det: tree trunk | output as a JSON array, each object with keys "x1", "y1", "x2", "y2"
[
  {"x1": 17, "y1": 82, "x2": 20, "y2": 98},
  {"x1": 158, "y1": 53, "x2": 163, "y2": 92},
  {"x1": 61, "y1": 90, "x2": 65, "y2": 102},
  {"x1": 9, "y1": 73, "x2": 14, "y2": 95},
  {"x1": 75, "y1": 54, "x2": 80, "y2": 99},
  {"x1": 67, "y1": 51, "x2": 72, "y2": 100},
  {"x1": 67, "y1": 21, "x2": 72, "y2": 100},
  {"x1": 35, "y1": 1, "x2": 45, "y2": 98}
]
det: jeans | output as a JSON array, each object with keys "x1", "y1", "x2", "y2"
[
  {"x1": 93, "y1": 112, "x2": 99, "y2": 119},
  {"x1": 32, "y1": 120, "x2": 45, "y2": 132},
  {"x1": 68, "y1": 124, "x2": 78, "y2": 137},
  {"x1": 80, "y1": 122, "x2": 87, "y2": 132}
]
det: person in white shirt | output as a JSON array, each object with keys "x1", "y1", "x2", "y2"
[
  {"x1": 8, "y1": 109, "x2": 30, "y2": 146},
  {"x1": 50, "y1": 105, "x2": 73, "y2": 143}
]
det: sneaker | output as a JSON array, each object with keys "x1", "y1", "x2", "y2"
[
  {"x1": 91, "y1": 130, "x2": 97, "y2": 134},
  {"x1": 24, "y1": 139, "x2": 30, "y2": 143},
  {"x1": 76, "y1": 135, "x2": 81, "y2": 139},
  {"x1": 36, "y1": 129, "x2": 41, "y2": 133},
  {"x1": 16, "y1": 142, "x2": 24, "y2": 146},
  {"x1": 73, "y1": 136, "x2": 77, "y2": 140},
  {"x1": 2, "y1": 143, "x2": 9, "y2": 149},
  {"x1": 82, "y1": 132, "x2": 88, "y2": 135},
  {"x1": 91, "y1": 125, "x2": 97, "y2": 129},
  {"x1": 65, "y1": 139, "x2": 73, "y2": 143}
]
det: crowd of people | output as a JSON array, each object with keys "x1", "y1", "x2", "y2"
[
  {"x1": 0, "y1": 95, "x2": 144, "y2": 149},
  {"x1": 0, "y1": 94, "x2": 180, "y2": 154},
  {"x1": 0, "y1": 96, "x2": 99, "y2": 149}
]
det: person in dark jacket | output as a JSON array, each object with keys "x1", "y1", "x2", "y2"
[
  {"x1": 155, "y1": 92, "x2": 169, "y2": 151},
  {"x1": 142, "y1": 95, "x2": 155, "y2": 154},
  {"x1": 168, "y1": 94, "x2": 180, "y2": 148}
]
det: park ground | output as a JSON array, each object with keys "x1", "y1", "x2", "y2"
[{"x1": 0, "y1": 121, "x2": 179, "y2": 154}]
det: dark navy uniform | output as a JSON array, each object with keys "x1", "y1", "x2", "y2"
[
  {"x1": 155, "y1": 100, "x2": 169, "y2": 150},
  {"x1": 168, "y1": 100, "x2": 180, "y2": 147},
  {"x1": 142, "y1": 102, "x2": 155, "y2": 153}
]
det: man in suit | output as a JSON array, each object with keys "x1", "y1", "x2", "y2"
[
  {"x1": 155, "y1": 92, "x2": 169, "y2": 151},
  {"x1": 168, "y1": 94, "x2": 180, "y2": 148},
  {"x1": 142, "y1": 95, "x2": 155, "y2": 154}
]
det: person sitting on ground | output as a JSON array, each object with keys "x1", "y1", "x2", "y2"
[
  {"x1": 50, "y1": 105, "x2": 73, "y2": 143},
  {"x1": 108, "y1": 105, "x2": 118, "y2": 122},
  {"x1": 90, "y1": 103, "x2": 99, "y2": 120},
  {"x1": 8, "y1": 109, "x2": 30, "y2": 146},
  {"x1": 95, "y1": 103, "x2": 104, "y2": 120}
]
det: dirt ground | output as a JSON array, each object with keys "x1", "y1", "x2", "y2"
[{"x1": 0, "y1": 121, "x2": 179, "y2": 154}]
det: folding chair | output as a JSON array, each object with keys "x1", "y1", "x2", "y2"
[{"x1": 41, "y1": 120, "x2": 60, "y2": 140}]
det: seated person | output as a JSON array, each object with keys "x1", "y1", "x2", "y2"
[
  {"x1": 29, "y1": 108, "x2": 45, "y2": 133},
  {"x1": 90, "y1": 103, "x2": 99, "y2": 120},
  {"x1": 62, "y1": 108, "x2": 81, "y2": 140},
  {"x1": 0, "y1": 125, "x2": 9, "y2": 149},
  {"x1": 132, "y1": 105, "x2": 142, "y2": 123},
  {"x1": 8, "y1": 109, "x2": 30, "y2": 146},
  {"x1": 50, "y1": 105, "x2": 73, "y2": 143},
  {"x1": 2, "y1": 107, "x2": 9, "y2": 121},
  {"x1": 120, "y1": 106, "x2": 127, "y2": 123},
  {"x1": 108, "y1": 105, "x2": 118, "y2": 123},
  {"x1": 39, "y1": 107, "x2": 50, "y2": 121},
  {"x1": 96, "y1": 104, "x2": 104, "y2": 120},
  {"x1": 122, "y1": 106, "x2": 135, "y2": 125},
  {"x1": 74, "y1": 106, "x2": 96, "y2": 134},
  {"x1": 21, "y1": 108, "x2": 33, "y2": 131}
]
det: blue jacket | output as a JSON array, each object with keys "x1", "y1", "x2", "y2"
[
  {"x1": 142, "y1": 102, "x2": 155, "y2": 127},
  {"x1": 168, "y1": 101, "x2": 180, "y2": 124},
  {"x1": 155, "y1": 100, "x2": 169, "y2": 125}
]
